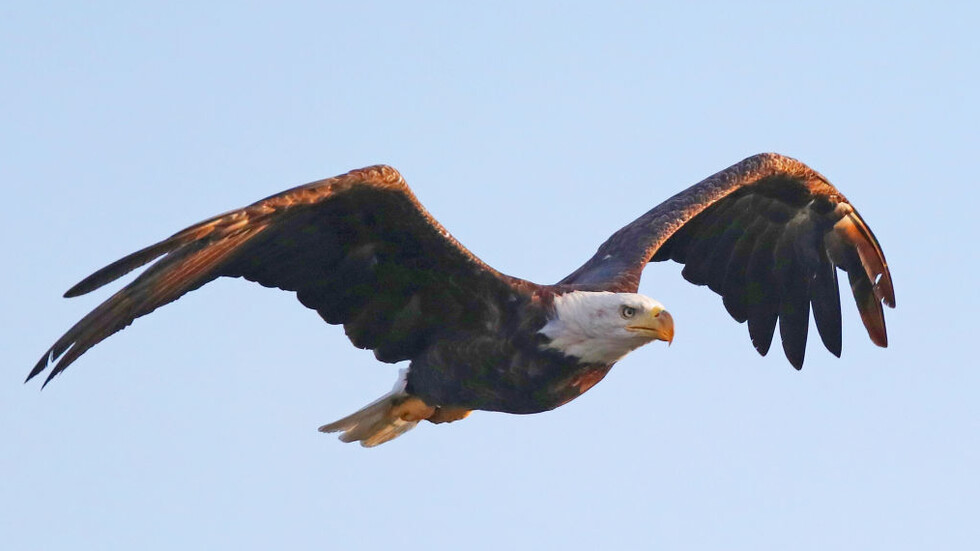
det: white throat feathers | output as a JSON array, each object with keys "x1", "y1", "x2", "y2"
[{"x1": 538, "y1": 291, "x2": 672, "y2": 364}]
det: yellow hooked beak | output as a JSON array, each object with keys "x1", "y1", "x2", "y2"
[{"x1": 626, "y1": 308, "x2": 674, "y2": 345}]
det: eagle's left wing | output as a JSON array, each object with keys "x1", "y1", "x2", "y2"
[{"x1": 560, "y1": 153, "x2": 894, "y2": 368}]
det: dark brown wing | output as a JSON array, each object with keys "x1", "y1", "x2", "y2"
[
  {"x1": 29, "y1": 165, "x2": 531, "y2": 386},
  {"x1": 560, "y1": 153, "x2": 895, "y2": 368}
]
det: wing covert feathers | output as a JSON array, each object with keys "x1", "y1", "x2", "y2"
[
  {"x1": 560, "y1": 152, "x2": 894, "y2": 367},
  {"x1": 30, "y1": 165, "x2": 525, "y2": 386}
]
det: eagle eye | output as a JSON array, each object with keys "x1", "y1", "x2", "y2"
[{"x1": 620, "y1": 305, "x2": 637, "y2": 319}]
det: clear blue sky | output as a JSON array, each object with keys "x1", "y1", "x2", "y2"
[{"x1": 2, "y1": 3, "x2": 977, "y2": 550}]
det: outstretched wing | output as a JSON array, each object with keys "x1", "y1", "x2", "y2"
[
  {"x1": 30, "y1": 165, "x2": 530, "y2": 386},
  {"x1": 560, "y1": 153, "x2": 895, "y2": 368}
]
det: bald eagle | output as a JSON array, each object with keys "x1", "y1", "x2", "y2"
[{"x1": 29, "y1": 153, "x2": 894, "y2": 446}]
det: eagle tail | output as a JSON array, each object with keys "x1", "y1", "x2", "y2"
[{"x1": 318, "y1": 371, "x2": 432, "y2": 447}]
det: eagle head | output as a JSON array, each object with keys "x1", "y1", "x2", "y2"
[{"x1": 539, "y1": 291, "x2": 674, "y2": 364}]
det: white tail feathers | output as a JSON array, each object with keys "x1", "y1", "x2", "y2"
[
  {"x1": 318, "y1": 370, "x2": 430, "y2": 447},
  {"x1": 318, "y1": 388, "x2": 420, "y2": 447}
]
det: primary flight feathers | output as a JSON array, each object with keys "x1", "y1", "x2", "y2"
[{"x1": 30, "y1": 153, "x2": 894, "y2": 446}]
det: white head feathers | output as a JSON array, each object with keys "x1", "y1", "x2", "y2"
[{"x1": 539, "y1": 291, "x2": 672, "y2": 364}]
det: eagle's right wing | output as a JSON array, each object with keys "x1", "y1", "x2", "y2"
[{"x1": 30, "y1": 165, "x2": 530, "y2": 386}]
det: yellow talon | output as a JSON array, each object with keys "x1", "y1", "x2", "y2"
[
  {"x1": 429, "y1": 407, "x2": 472, "y2": 424},
  {"x1": 390, "y1": 396, "x2": 436, "y2": 422}
]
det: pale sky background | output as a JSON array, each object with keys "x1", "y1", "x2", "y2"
[{"x1": 2, "y1": 2, "x2": 977, "y2": 550}]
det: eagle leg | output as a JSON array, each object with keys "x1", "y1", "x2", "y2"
[
  {"x1": 428, "y1": 407, "x2": 472, "y2": 424},
  {"x1": 318, "y1": 391, "x2": 436, "y2": 447},
  {"x1": 390, "y1": 396, "x2": 436, "y2": 422}
]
